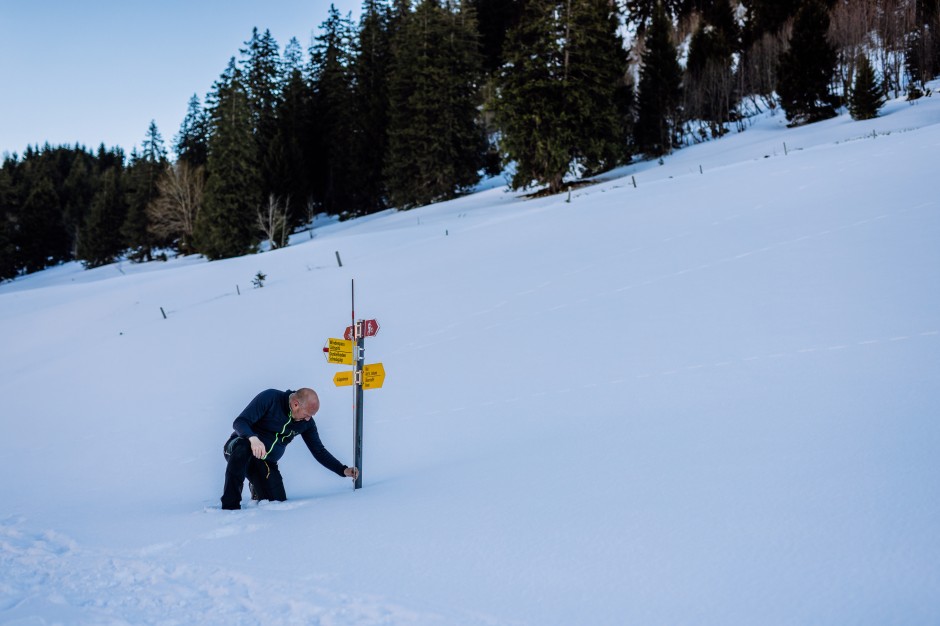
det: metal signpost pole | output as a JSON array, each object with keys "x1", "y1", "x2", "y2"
[
  {"x1": 353, "y1": 319, "x2": 365, "y2": 490},
  {"x1": 351, "y1": 280, "x2": 364, "y2": 490}
]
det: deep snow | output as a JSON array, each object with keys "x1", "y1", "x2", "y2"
[{"x1": 2, "y1": 88, "x2": 940, "y2": 625}]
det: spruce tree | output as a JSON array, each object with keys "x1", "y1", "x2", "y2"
[
  {"x1": 351, "y1": 0, "x2": 393, "y2": 215},
  {"x1": 175, "y1": 95, "x2": 209, "y2": 167},
  {"x1": 385, "y1": 0, "x2": 485, "y2": 208},
  {"x1": 62, "y1": 152, "x2": 95, "y2": 257},
  {"x1": 578, "y1": 0, "x2": 633, "y2": 170},
  {"x1": 628, "y1": 0, "x2": 725, "y2": 31},
  {"x1": 241, "y1": 28, "x2": 283, "y2": 200},
  {"x1": 849, "y1": 55, "x2": 885, "y2": 120},
  {"x1": 498, "y1": 0, "x2": 631, "y2": 192},
  {"x1": 496, "y1": 0, "x2": 569, "y2": 192},
  {"x1": 78, "y1": 167, "x2": 127, "y2": 268},
  {"x1": 742, "y1": 0, "x2": 801, "y2": 37},
  {"x1": 626, "y1": 0, "x2": 677, "y2": 30},
  {"x1": 310, "y1": 6, "x2": 358, "y2": 216},
  {"x1": 17, "y1": 166, "x2": 71, "y2": 272},
  {"x1": 469, "y1": 0, "x2": 522, "y2": 74},
  {"x1": 273, "y1": 37, "x2": 315, "y2": 228},
  {"x1": 123, "y1": 121, "x2": 167, "y2": 260},
  {"x1": 776, "y1": 0, "x2": 838, "y2": 126},
  {"x1": 0, "y1": 162, "x2": 17, "y2": 280},
  {"x1": 634, "y1": 2, "x2": 682, "y2": 156},
  {"x1": 195, "y1": 58, "x2": 261, "y2": 260}
]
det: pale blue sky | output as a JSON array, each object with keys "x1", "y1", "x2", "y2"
[{"x1": 0, "y1": 0, "x2": 362, "y2": 158}]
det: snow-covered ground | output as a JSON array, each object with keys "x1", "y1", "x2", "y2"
[{"x1": 2, "y1": 88, "x2": 939, "y2": 625}]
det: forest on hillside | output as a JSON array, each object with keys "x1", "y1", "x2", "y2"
[{"x1": 1, "y1": 0, "x2": 938, "y2": 279}]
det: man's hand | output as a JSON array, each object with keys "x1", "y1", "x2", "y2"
[
  {"x1": 248, "y1": 436, "x2": 267, "y2": 459},
  {"x1": 344, "y1": 466, "x2": 359, "y2": 480}
]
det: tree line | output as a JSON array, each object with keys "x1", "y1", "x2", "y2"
[{"x1": 2, "y1": 0, "x2": 938, "y2": 278}]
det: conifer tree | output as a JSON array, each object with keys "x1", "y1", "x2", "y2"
[
  {"x1": 242, "y1": 28, "x2": 283, "y2": 200},
  {"x1": 175, "y1": 95, "x2": 209, "y2": 167},
  {"x1": 123, "y1": 121, "x2": 167, "y2": 260},
  {"x1": 0, "y1": 162, "x2": 17, "y2": 280},
  {"x1": 849, "y1": 55, "x2": 885, "y2": 120},
  {"x1": 626, "y1": 0, "x2": 678, "y2": 30},
  {"x1": 272, "y1": 37, "x2": 315, "y2": 228},
  {"x1": 17, "y1": 165, "x2": 71, "y2": 272},
  {"x1": 634, "y1": 2, "x2": 682, "y2": 156},
  {"x1": 567, "y1": 0, "x2": 633, "y2": 173},
  {"x1": 388, "y1": 0, "x2": 413, "y2": 43},
  {"x1": 19, "y1": 176, "x2": 61, "y2": 272},
  {"x1": 310, "y1": 6, "x2": 358, "y2": 215},
  {"x1": 498, "y1": 0, "x2": 631, "y2": 191},
  {"x1": 776, "y1": 0, "x2": 838, "y2": 125},
  {"x1": 78, "y1": 167, "x2": 126, "y2": 268},
  {"x1": 351, "y1": 0, "x2": 393, "y2": 215},
  {"x1": 385, "y1": 0, "x2": 485, "y2": 208},
  {"x1": 195, "y1": 58, "x2": 261, "y2": 260},
  {"x1": 62, "y1": 153, "x2": 95, "y2": 256},
  {"x1": 469, "y1": 0, "x2": 522, "y2": 73},
  {"x1": 741, "y1": 0, "x2": 801, "y2": 38},
  {"x1": 496, "y1": 0, "x2": 569, "y2": 192}
]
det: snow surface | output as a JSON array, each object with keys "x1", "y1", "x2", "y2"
[{"x1": 2, "y1": 89, "x2": 940, "y2": 625}]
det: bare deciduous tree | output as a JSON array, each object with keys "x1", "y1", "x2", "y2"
[
  {"x1": 737, "y1": 28, "x2": 790, "y2": 113},
  {"x1": 257, "y1": 194, "x2": 289, "y2": 249},
  {"x1": 147, "y1": 161, "x2": 204, "y2": 254},
  {"x1": 876, "y1": 0, "x2": 916, "y2": 97},
  {"x1": 829, "y1": 0, "x2": 878, "y2": 99},
  {"x1": 305, "y1": 198, "x2": 318, "y2": 239}
]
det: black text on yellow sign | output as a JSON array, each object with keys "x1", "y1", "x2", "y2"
[
  {"x1": 323, "y1": 338, "x2": 354, "y2": 365},
  {"x1": 333, "y1": 371, "x2": 355, "y2": 387},
  {"x1": 361, "y1": 363, "x2": 385, "y2": 389},
  {"x1": 332, "y1": 363, "x2": 385, "y2": 389}
]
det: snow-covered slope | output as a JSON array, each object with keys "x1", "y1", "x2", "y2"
[{"x1": 2, "y1": 90, "x2": 939, "y2": 625}]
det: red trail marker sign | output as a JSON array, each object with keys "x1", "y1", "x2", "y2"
[{"x1": 344, "y1": 318, "x2": 380, "y2": 340}]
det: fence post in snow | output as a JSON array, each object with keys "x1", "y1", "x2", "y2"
[
  {"x1": 160, "y1": 307, "x2": 167, "y2": 319},
  {"x1": 632, "y1": 176, "x2": 637, "y2": 188},
  {"x1": 335, "y1": 251, "x2": 343, "y2": 267},
  {"x1": 784, "y1": 142, "x2": 788, "y2": 156}
]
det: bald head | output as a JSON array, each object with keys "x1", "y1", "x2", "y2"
[{"x1": 289, "y1": 388, "x2": 320, "y2": 421}]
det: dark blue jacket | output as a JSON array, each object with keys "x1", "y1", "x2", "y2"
[{"x1": 231, "y1": 389, "x2": 347, "y2": 476}]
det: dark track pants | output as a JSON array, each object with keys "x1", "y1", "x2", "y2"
[{"x1": 221, "y1": 435, "x2": 286, "y2": 510}]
